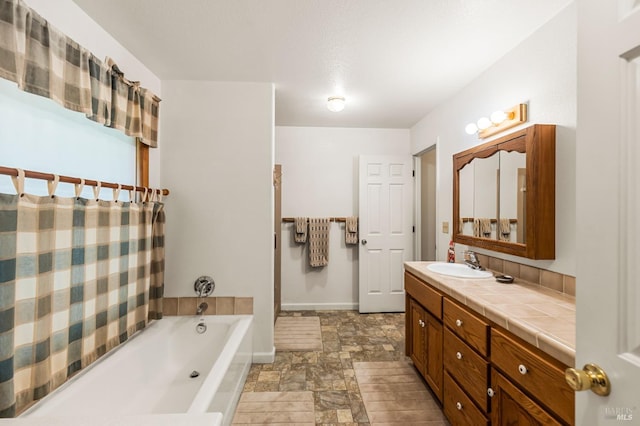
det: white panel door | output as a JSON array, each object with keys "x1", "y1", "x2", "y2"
[
  {"x1": 576, "y1": 1, "x2": 640, "y2": 423},
  {"x1": 359, "y1": 156, "x2": 414, "y2": 313}
]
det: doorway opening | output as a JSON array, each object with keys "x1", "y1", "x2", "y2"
[{"x1": 415, "y1": 146, "x2": 437, "y2": 261}]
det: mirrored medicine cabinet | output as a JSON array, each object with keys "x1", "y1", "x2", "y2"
[{"x1": 453, "y1": 124, "x2": 556, "y2": 259}]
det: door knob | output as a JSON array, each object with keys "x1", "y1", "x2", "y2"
[
  {"x1": 361, "y1": 239, "x2": 367, "y2": 245},
  {"x1": 565, "y1": 363, "x2": 611, "y2": 396}
]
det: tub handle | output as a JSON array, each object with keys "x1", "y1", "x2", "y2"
[{"x1": 194, "y1": 275, "x2": 215, "y2": 297}]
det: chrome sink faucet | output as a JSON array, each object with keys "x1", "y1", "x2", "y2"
[{"x1": 464, "y1": 250, "x2": 484, "y2": 270}]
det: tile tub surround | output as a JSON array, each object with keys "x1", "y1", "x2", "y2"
[
  {"x1": 163, "y1": 297, "x2": 253, "y2": 316},
  {"x1": 405, "y1": 261, "x2": 576, "y2": 367}
]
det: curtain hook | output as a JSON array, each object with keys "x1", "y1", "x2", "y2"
[
  {"x1": 75, "y1": 178, "x2": 85, "y2": 200},
  {"x1": 93, "y1": 181, "x2": 102, "y2": 201},
  {"x1": 142, "y1": 187, "x2": 148, "y2": 203},
  {"x1": 113, "y1": 183, "x2": 121, "y2": 203},
  {"x1": 158, "y1": 189, "x2": 163, "y2": 203},
  {"x1": 47, "y1": 174, "x2": 60, "y2": 198},
  {"x1": 11, "y1": 168, "x2": 25, "y2": 197}
]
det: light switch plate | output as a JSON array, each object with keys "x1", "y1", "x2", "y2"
[{"x1": 442, "y1": 221, "x2": 449, "y2": 233}]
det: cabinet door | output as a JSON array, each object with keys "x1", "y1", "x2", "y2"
[
  {"x1": 491, "y1": 370, "x2": 562, "y2": 426},
  {"x1": 408, "y1": 299, "x2": 426, "y2": 375},
  {"x1": 424, "y1": 309, "x2": 443, "y2": 402}
]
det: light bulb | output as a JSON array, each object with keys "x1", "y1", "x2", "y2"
[
  {"x1": 327, "y1": 96, "x2": 346, "y2": 112},
  {"x1": 490, "y1": 110, "x2": 507, "y2": 124},
  {"x1": 477, "y1": 117, "x2": 492, "y2": 130},
  {"x1": 465, "y1": 123, "x2": 478, "y2": 135}
]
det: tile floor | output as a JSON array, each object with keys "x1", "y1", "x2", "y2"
[{"x1": 236, "y1": 310, "x2": 447, "y2": 425}]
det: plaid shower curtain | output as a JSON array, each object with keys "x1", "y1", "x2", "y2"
[{"x1": 0, "y1": 192, "x2": 165, "y2": 417}]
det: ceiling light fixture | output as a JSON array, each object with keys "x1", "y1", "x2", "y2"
[
  {"x1": 327, "y1": 96, "x2": 346, "y2": 112},
  {"x1": 465, "y1": 103, "x2": 528, "y2": 138}
]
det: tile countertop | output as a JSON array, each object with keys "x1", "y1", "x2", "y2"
[{"x1": 404, "y1": 261, "x2": 576, "y2": 367}]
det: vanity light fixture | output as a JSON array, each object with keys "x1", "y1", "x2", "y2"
[
  {"x1": 327, "y1": 96, "x2": 346, "y2": 112},
  {"x1": 465, "y1": 103, "x2": 528, "y2": 138}
]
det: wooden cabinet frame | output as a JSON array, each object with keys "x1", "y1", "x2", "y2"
[
  {"x1": 453, "y1": 124, "x2": 556, "y2": 259},
  {"x1": 405, "y1": 270, "x2": 574, "y2": 425}
]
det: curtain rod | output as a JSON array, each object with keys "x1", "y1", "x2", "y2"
[{"x1": 0, "y1": 166, "x2": 170, "y2": 196}]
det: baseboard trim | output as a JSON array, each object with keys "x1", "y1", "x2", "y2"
[
  {"x1": 281, "y1": 302, "x2": 359, "y2": 311},
  {"x1": 252, "y1": 347, "x2": 275, "y2": 363}
]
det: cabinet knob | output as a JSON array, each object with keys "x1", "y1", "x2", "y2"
[
  {"x1": 518, "y1": 364, "x2": 528, "y2": 375},
  {"x1": 456, "y1": 402, "x2": 463, "y2": 410},
  {"x1": 487, "y1": 388, "x2": 495, "y2": 397},
  {"x1": 455, "y1": 319, "x2": 463, "y2": 327},
  {"x1": 456, "y1": 351, "x2": 463, "y2": 360}
]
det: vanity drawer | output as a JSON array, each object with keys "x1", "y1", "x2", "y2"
[
  {"x1": 405, "y1": 272, "x2": 442, "y2": 318},
  {"x1": 444, "y1": 371, "x2": 489, "y2": 426},
  {"x1": 443, "y1": 298, "x2": 489, "y2": 356},
  {"x1": 444, "y1": 328, "x2": 490, "y2": 412},
  {"x1": 491, "y1": 328, "x2": 574, "y2": 425}
]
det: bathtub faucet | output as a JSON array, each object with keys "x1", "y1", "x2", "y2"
[{"x1": 197, "y1": 302, "x2": 208, "y2": 315}]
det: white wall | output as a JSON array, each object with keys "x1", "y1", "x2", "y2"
[
  {"x1": 411, "y1": 2, "x2": 576, "y2": 275},
  {"x1": 25, "y1": 0, "x2": 163, "y2": 187},
  {"x1": 161, "y1": 81, "x2": 275, "y2": 359},
  {"x1": 275, "y1": 126, "x2": 410, "y2": 310}
]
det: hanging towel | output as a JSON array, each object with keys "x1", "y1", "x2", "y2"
[
  {"x1": 499, "y1": 218, "x2": 511, "y2": 242},
  {"x1": 473, "y1": 218, "x2": 481, "y2": 237},
  {"x1": 294, "y1": 217, "x2": 308, "y2": 243},
  {"x1": 345, "y1": 216, "x2": 358, "y2": 245},
  {"x1": 309, "y1": 218, "x2": 330, "y2": 267},
  {"x1": 480, "y1": 218, "x2": 492, "y2": 238}
]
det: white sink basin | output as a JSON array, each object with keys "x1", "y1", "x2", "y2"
[{"x1": 426, "y1": 262, "x2": 493, "y2": 279}]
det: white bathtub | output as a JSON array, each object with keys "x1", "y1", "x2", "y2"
[{"x1": 19, "y1": 315, "x2": 253, "y2": 426}]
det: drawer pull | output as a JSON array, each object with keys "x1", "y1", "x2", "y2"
[
  {"x1": 455, "y1": 319, "x2": 463, "y2": 327},
  {"x1": 456, "y1": 402, "x2": 463, "y2": 410},
  {"x1": 456, "y1": 351, "x2": 463, "y2": 360},
  {"x1": 487, "y1": 387, "x2": 495, "y2": 397},
  {"x1": 518, "y1": 364, "x2": 528, "y2": 375}
]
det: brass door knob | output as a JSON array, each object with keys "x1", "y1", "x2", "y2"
[{"x1": 565, "y1": 363, "x2": 611, "y2": 396}]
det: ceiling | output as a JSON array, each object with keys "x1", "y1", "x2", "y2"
[{"x1": 72, "y1": 0, "x2": 572, "y2": 129}]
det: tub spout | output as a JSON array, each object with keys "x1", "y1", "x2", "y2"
[{"x1": 197, "y1": 302, "x2": 208, "y2": 315}]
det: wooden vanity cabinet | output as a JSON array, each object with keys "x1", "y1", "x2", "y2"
[
  {"x1": 405, "y1": 272, "x2": 444, "y2": 402},
  {"x1": 405, "y1": 270, "x2": 575, "y2": 426}
]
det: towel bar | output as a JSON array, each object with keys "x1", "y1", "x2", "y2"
[{"x1": 282, "y1": 217, "x2": 353, "y2": 223}]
